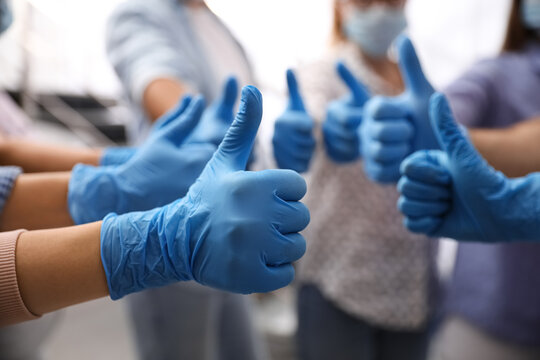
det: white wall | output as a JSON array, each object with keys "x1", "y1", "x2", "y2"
[{"x1": 0, "y1": 0, "x2": 513, "y2": 97}]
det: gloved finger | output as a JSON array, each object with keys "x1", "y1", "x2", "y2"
[
  {"x1": 275, "y1": 146, "x2": 313, "y2": 165},
  {"x1": 211, "y1": 86, "x2": 262, "y2": 173},
  {"x1": 283, "y1": 160, "x2": 310, "y2": 174},
  {"x1": 325, "y1": 139, "x2": 359, "y2": 160},
  {"x1": 364, "y1": 96, "x2": 408, "y2": 120},
  {"x1": 403, "y1": 216, "x2": 442, "y2": 236},
  {"x1": 400, "y1": 150, "x2": 451, "y2": 185},
  {"x1": 343, "y1": 108, "x2": 364, "y2": 131},
  {"x1": 323, "y1": 121, "x2": 359, "y2": 143},
  {"x1": 397, "y1": 176, "x2": 451, "y2": 201},
  {"x1": 153, "y1": 95, "x2": 193, "y2": 131},
  {"x1": 161, "y1": 96, "x2": 206, "y2": 146},
  {"x1": 256, "y1": 264, "x2": 296, "y2": 293},
  {"x1": 255, "y1": 169, "x2": 307, "y2": 201},
  {"x1": 274, "y1": 124, "x2": 316, "y2": 147},
  {"x1": 336, "y1": 61, "x2": 370, "y2": 106},
  {"x1": 397, "y1": 196, "x2": 449, "y2": 217},
  {"x1": 265, "y1": 232, "x2": 306, "y2": 265},
  {"x1": 216, "y1": 76, "x2": 239, "y2": 121},
  {"x1": 364, "y1": 141, "x2": 410, "y2": 164},
  {"x1": 276, "y1": 112, "x2": 314, "y2": 134},
  {"x1": 327, "y1": 105, "x2": 363, "y2": 130},
  {"x1": 272, "y1": 200, "x2": 310, "y2": 234},
  {"x1": 365, "y1": 118, "x2": 414, "y2": 142},
  {"x1": 364, "y1": 160, "x2": 402, "y2": 183},
  {"x1": 396, "y1": 35, "x2": 434, "y2": 96},
  {"x1": 286, "y1": 69, "x2": 307, "y2": 112}
]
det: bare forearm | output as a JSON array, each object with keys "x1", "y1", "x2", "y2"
[
  {"x1": 0, "y1": 173, "x2": 73, "y2": 231},
  {"x1": 471, "y1": 118, "x2": 540, "y2": 178},
  {"x1": 16, "y1": 222, "x2": 108, "y2": 315},
  {"x1": 143, "y1": 78, "x2": 189, "y2": 121},
  {"x1": 0, "y1": 139, "x2": 102, "y2": 173}
]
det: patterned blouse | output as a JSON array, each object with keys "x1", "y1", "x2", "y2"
[{"x1": 297, "y1": 42, "x2": 435, "y2": 330}]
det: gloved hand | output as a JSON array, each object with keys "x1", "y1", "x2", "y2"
[
  {"x1": 361, "y1": 36, "x2": 437, "y2": 183},
  {"x1": 100, "y1": 86, "x2": 310, "y2": 299},
  {"x1": 100, "y1": 96, "x2": 194, "y2": 166},
  {"x1": 187, "y1": 76, "x2": 239, "y2": 146},
  {"x1": 273, "y1": 69, "x2": 315, "y2": 173},
  {"x1": 69, "y1": 96, "x2": 216, "y2": 225},
  {"x1": 323, "y1": 61, "x2": 370, "y2": 163},
  {"x1": 398, "y1": 93, "x2": 540, "y2": 242}
]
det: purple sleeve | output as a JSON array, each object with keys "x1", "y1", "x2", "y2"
[{"x1": 444, "y1": 63, "x2": 494, "y2": 128}]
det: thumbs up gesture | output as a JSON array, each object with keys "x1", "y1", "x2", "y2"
[
  {"x1": 398, "y1": 93, "x2": 540, "y2": 243},
  {"x1": 187, "y1": 76, "x2": 239, "y2": 146},
  {"x1": 273, "y1": 69, "x2": 316, "y2": 173},
  {"x1": 323, "y1": 61, "x2": 371, "y2": 163},
  {"x1": 361, "y1": 36, "x2": 437, "y2": 183},
  {"x1": 69, "y1": 96, "x2": 216, "y2": 225},
  {"x1": 100, "y1": 86, "x2": 311, "y2": 300}
]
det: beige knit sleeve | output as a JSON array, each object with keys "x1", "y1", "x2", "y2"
[{"x1": 0, "y1": 230, "x2": 40, "y2": 327}]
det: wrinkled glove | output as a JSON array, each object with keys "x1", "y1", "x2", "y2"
[
  {"x1": 100, "y1": 96, "x2": 194, "y2": 166},
  {"x1": 273, "y1": 69, "x2": 315, "y2": 173},
  {"x1": 398, "y1": 93, "x2": 540, "y2": 242},
  {"x1": 69, "y1": 96, "x2": 215, "y2": 224},
  {"x1": 361, "y1": 36, "x2": 437, "y2": 183},
  {"x1": 187, "y1": 76, "x2": 238, "y2": 146},
  {"x1": 323, "y1": 61, "x2": 370, "y2": 163},
  {"x1": 100, "y1": 86, "x2": 310, "y2": 299}
]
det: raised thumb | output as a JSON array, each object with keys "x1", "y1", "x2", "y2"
[
  {"x1": 211, "y1": 86, "x2": 263, "y2": 172},
  {"x1": 430, "y1": 93, "x2": 499, "y2": 188},
  {"x1": 216, "y1": 76, "x2": 239, "y2": 121},
  {"x1": 161, "y1": 95, "x2": 205, "y2": 146},
  {"x1": 336, "y1": 61, "x2": 370, "y2": 107},
  {"x1": 397, "y1": 35, "x2": 433, "y2": 96},
  {"x1": 286, "y1": 69, "x2": 306, "y2": 112}
]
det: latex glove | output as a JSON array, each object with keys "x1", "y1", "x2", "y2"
[
  {"x1": 361, "y1": 36, "x2": 437, "y2": 183},
  {"x1": 187, "y1": 76, "x2": 239, "y2": 146},
  {"x1": 100, "y1": 96, "x2": 194, "y2": 166},
  {"x1": 398, "y1": 93, "x2": 540, "y2": 242},
  {"x1": 323, "y1": 61, "x2": 370, "y2": 163},
  {"x1": 100, "y1": 86, "x2": 310, "y2": 299},
  {"x1": 273, "y1": 69, "x2": 315, "y2": 173},
  {"x1": 69, "y1": 96, "x2": 216, "y2": 225}
]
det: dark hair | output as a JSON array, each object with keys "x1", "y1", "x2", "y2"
[{"x1": 502, "y1": 0, "x2": 539, "y2": 52}]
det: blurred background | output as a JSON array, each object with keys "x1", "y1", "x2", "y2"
[{"x1": 0, "y1": 0, "x2": 513, "y2": 359}]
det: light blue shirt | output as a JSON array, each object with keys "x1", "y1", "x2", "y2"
[
  {"x1": 0, "y1": 166, "x2": 21, "y2": 214},
  {"x1": 106, "y1": 0, "x2": 253, "y2": 133}
]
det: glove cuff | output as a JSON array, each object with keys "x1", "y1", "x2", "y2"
[
  {"x1": 100, "y1": 147, "x2": 136, "y2": 166},
  {"x1": 68, "y1": 164, "x2": 120, "y2": 225},
  {"x1": 100, "y1": 202, "x2": 194, "y2": 300}
]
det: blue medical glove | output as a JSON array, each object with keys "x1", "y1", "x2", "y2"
[
  {"x1": 100, "y1": 147, "x2": 137, "y2": 166},
  {"x1": 100, "y1": 86, "x2": 310, "y2": 299},
  {"x1": 361, "y1": 36, "x2": 437, "y2": 183},
  {"x1": 273, "y1": 69, "x2": 315, "y2": 173},
  {"x1": 398, "y1": 93, "x2": 540, "y2": 242},
  {"x1": 187, "y1": 76, "x2": 239, "y2": 146},
  {"x1": 323, "y1": 62, "x2": 370, "y2": 163},
  {"x1": 69, "y1": 96, "x2": 216, "y2": 225},
  {"x1": 100, "y1": 96, "x2": 194, "y2": 166}
]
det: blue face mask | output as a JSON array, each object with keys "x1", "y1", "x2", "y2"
[
  {"x1": 343, "y1": 5, "x2": 407, "y2": 58},
  {"x1": 522, "y1": 0, "x2": 540, "y2": 33},
  {"x1": 0, "y1": 0, "x2": 12, "y2": 34}
]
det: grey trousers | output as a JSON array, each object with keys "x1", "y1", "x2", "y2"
[
  {"x1": 127, "y1": 281, "x2": 268, "y2": 360},
  {"x1": 428, "y1": 316, "x2": 540, "y2": 360},
  {"x1": 0, "y1": 311, "x2": 61, "y2": 360}
]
